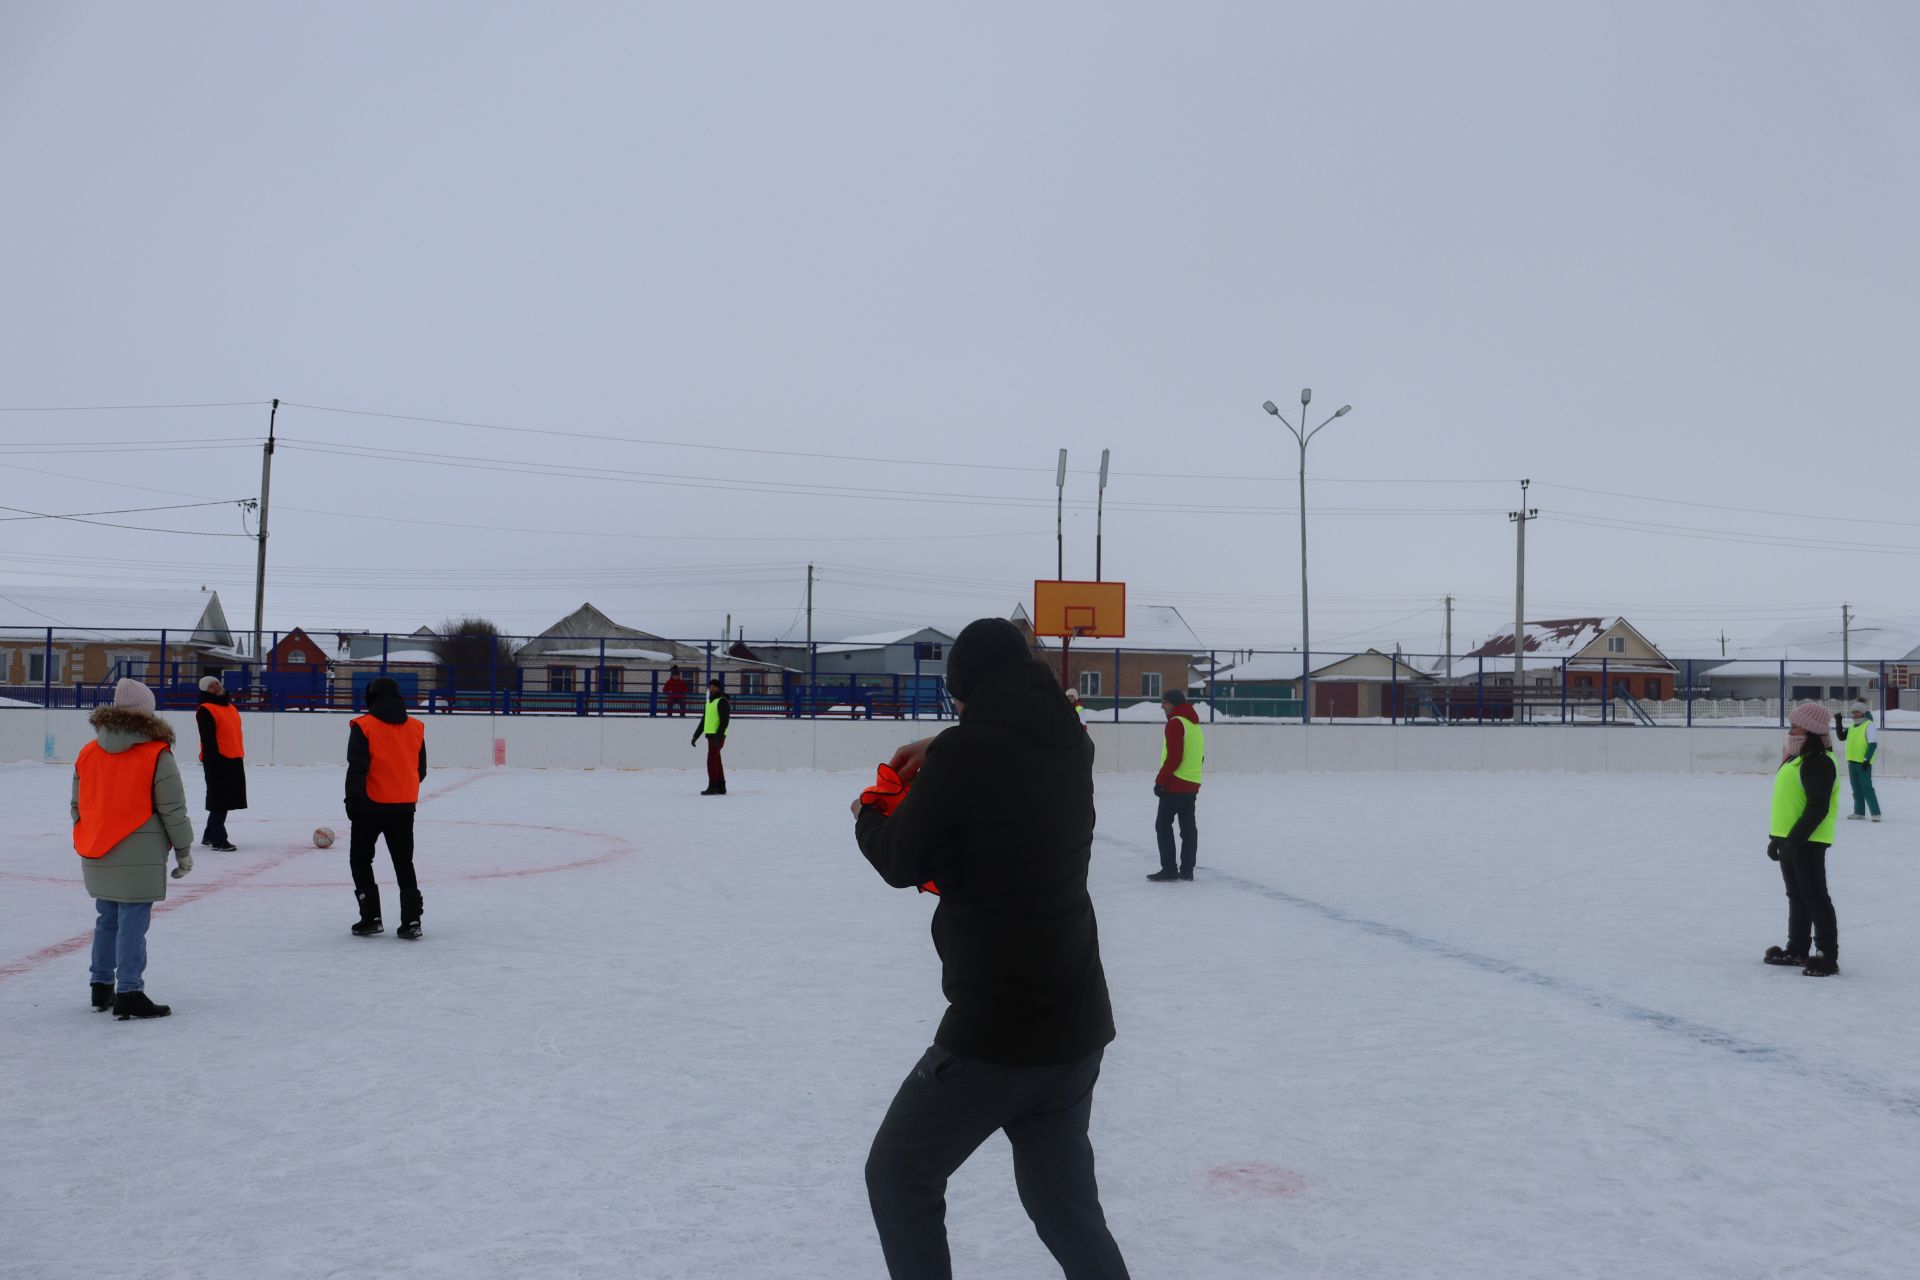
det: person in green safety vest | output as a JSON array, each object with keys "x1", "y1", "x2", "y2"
[
  {"x1": 1835, "y1": 699, "x2": 1882, "y2": 822},
  {"x1": 692, "y1": 678, "x2": 730, "y2": 796},
  {"x1": 1148, "y1": 688, "x2": 1204, "y2": 882},
  {"x1": 1763, "y1": 701, "x2": 1841, "y2": 976}
]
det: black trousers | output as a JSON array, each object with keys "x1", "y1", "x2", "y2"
[
  {"x1": 202, "y1": 810, "x2": 229, "y2": 845},
  {"x1": 866, "y1": 1045, "x2": 1129, "y2": 1280},
  {"x1": 350, "y1": 808, "x2": 421, "y2": 922},
  {"x1": 1154, "y1": 791, "x2": 1197, "y2": 873},
  {"x1": 1778, "y1": 840, "x2": 1837, "y2": 957}
]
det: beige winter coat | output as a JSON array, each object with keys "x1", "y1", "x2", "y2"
[{"x1": 69, "y1": 706, "x2": 196, "y2": 904}]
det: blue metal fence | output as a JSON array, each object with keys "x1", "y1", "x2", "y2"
[{"x1": 1, "y1": 628, "x2": 1912, "y2": 728}]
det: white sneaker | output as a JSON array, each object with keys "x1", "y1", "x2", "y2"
[
  {"x1": 1845, "y1": 813, "x2": 1865, "y2": 820},
  {"x1": 1871, "y1": 815, "x2": 1882, "y2": 823}
]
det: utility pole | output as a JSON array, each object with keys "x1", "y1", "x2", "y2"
[
  {"x1": 251, "y1": 398, "x2": 279, "y2": 671},
  {"x1": 805, "y1": 564, "x2": 814, "y2": 648},
  {"x1": 1095, "y1": 448, "x2": 1110, "y2": 581},
  {"x1": 1842, "y1": 603, "x2": 1852, "y2": 705},
  {"x1": 1443, "y1": 594, "x2": 1454, "y2": 683},
  {"x1": 1719, "y1": 630, "x2": 1727, "y2": 658},
  {"x1": 724, "y1": 612, "x2": 731, "y2": 645},
  {"x1": 1508, "y1": 479, "x2": 1538, "y2": 725},
  {"x1": 1055, "y1": 449, "x2": 1068, "y2": 580}
]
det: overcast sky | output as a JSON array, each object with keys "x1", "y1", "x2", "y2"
[{"x1": 2, "y1": 2, "x2": 1916, "y2": 659}]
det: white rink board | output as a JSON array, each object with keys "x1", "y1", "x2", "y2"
[{"x1": 4, "y1": 709, "x2": 1911, "y2": 777}]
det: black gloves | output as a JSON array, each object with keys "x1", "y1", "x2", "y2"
[{"x1": 1766, "y1": 837, "x2": 1783, "y2": 862}]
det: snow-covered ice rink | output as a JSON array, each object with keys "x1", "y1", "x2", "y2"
[{"x1": 4, "y1": 759, "x2": 1918, "y2": 1280}]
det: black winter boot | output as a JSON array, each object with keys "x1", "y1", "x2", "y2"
[
  {"x1": 1802, "y1": 952, "x2": 1840, "y2": 977},
  {"x1": 1763, "y1": 946, "x2": 1807, "y2": 967},
  {"x1": 91, "y1": 982, "x2": 113, "y2": 1011},
  {"x1": 113, "y1": 991, "x2": 171, "y2": 1020},
  {"x1": 1147, "y1": 869, "x2": 1181, "y2": 882},
  {"x1": 353, "y1": 889, "x2": 383, "y2": 936}
]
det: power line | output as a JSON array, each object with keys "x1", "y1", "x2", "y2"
[
  {"x1": 0, "y1": 499, "x2": 245, "y2": 524},
  {"x1": 1538, "y1": 481, "x2": 1920, "y2": 531},
  {"x1": 0, "y1": 400, "x2": 264, "y2": 412},
  {"x1": 0, "y1": 501, "x2": 252, "y2": 537}
]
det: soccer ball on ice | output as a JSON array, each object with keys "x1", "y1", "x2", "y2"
[{"x1": 313, "y1": 827, "x2": 336, "y2": 849}]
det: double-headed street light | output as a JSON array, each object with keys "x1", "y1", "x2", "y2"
[{"x1": 1263, "y1": 390, "x2": 1353, "y2": 723}]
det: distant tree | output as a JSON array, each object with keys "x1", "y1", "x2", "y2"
[{"x1": 432, "y1": 617, "x2": 518, "y2": 692}]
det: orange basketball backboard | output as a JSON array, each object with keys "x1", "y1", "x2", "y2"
[{"x1": 1032, "y1": 580, "x2": 1126, "y2": 638}]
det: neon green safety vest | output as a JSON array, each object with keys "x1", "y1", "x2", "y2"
[
  {"x1": 1769, "y1": 756, "x2": 1838, "y2": 843},
  {"x1": 1846, "y1": 720, "x2": 1873, "y2": 764},
  {"x1": 702, "y1": 695, "x2": 723, "y2": 735},
  {"x1": 1159, "y1": 717, "x2": 1205, "y2": 785}
]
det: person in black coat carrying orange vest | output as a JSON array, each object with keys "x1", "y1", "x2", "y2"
[
  {"x1": 345, "y1": 676, "x2": 428, "y2": 939},
  {"x1": 195, "y1": 675, "x2": 248, "y2": 851}
]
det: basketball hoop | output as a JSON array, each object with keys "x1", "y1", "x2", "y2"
[{"x1": 1034, "y1": 580, "x2": 1126, "y2": 690}]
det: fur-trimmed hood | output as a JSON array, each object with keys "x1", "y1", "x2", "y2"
[{"x1": 88, "y1": 705, "x2": 177, "y2": 749}]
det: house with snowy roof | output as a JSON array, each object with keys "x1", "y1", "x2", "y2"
[
  {"x1": 513, "y1": 603, "x2": 781, "y2": 700},
  {"x1": 1456, "y1": 617, "x2": 1676, "y2": 701},
  {"x1": 1011, "y1": 602, "x2": 1206, "y2": 708},
  {"x1": 753, "y1": 627, "x2": 953, "y2": 680},
  {"x1": 0, "y1": 586, "x2": 240, "y2": 699},
  {"x1": 1696, "y1": 614, "x2": 1920, "y2": 705}
]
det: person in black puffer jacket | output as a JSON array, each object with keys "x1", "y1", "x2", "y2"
[{"x1": 855, "y1": 617, "x2": 1129, "y2": 1280}]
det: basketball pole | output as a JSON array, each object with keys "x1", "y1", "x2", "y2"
[{"x1": 1055, "y1": 448, "x2": 1067, "y2": 580}]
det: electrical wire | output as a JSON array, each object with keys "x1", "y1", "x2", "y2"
[
  {"x1": 0, "y1": 500, "x2": 246, "y2": 523},
  {"x1": 0, "y1": 502, "x2": 253, "y2": 537}
]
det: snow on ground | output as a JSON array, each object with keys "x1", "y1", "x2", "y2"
[{"x1": 3, "y1": 762, "x2": 1918, "y2": 1280}]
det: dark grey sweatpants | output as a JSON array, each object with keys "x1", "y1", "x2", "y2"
[{"x1": 865, "y1": 1044, "x2": 1129, "y2": 1280}]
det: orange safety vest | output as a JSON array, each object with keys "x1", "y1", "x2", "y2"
[
  {"x1": 73, "y1": 739, "x2": 169, "y2": 859},
  {"x1": 199, "y1": 701, "x2": 245, "y2": 761},
  {"x1": 354, "y1": 715, "x2": 425, "y2": 804}
]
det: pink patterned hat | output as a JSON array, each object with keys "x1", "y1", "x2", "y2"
[{"x1": 1788, "y1": 702, "x2": 1832, "y2": 736}]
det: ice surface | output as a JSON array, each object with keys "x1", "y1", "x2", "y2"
[{"x1": 3, "y1": 762, "x2": 1917, "y2": 1279}]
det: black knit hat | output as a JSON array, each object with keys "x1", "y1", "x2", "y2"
[
  {"x1": 946, "y1": 617, "x2": 1031, "y2": 700},
  {"x1": 365, "y1": 676, "x2": 401, "y2": 705}
]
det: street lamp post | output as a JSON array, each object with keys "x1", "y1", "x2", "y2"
[{"x1": 1263, "y1": 391, "x2": 1352, "y2": 725}]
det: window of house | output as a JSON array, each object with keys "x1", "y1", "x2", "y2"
[
  {"x1": 742, "y1": 671, "x2": 766, "y2": 695},
  {"x1": 601, "y1": 667, "x2": 624, "y2": 694},
  {"x1": 1574, "y1": 675, "x2": 1594, "y2": 689},
  {"x1": 288, "y1": 650, "x2": 308, "y2": 664},
  {"x1": 1078, "y1": 671, "x2": 1101, "y2": 698},
  {"x1": 1607, "y1": 636, "x2": 1626, "y2": 654},
  {"x1": 1791, "y1": 685, "x2": 1820, "y2": 700},
  {"x1": 914, "y1": 642, "x2": 944, "y2": 662},
  {"x1": 28, "y1": 652, "x2": 61, "y2": 682},
  {"x1": 1140, "y1": 672, "x2": 1162, "y2": 699},
  {"x1": 549, "y1": 666, "x2": 575, "y2": 693}
]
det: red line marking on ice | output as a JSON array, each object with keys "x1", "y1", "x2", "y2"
[
  {"x1": 0, "y1": 841, "x2": 321, "y2": 985},
  {"x1": 1207, "y1": 1163, "x2": 1309, "y2": 1199}
]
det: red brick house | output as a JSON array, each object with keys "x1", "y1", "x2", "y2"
[{"x1": 267, "y1": 627, "x2": 329, "y2": 672}]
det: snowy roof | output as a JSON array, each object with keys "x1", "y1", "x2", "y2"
[
  {"x1": 1014, "y1": 603, "x2": 1206, "y2": 655},
  {"x1": 334, "y1": 649, "x2": 440, "y2": 666},
  {"x1": 1464, "y1": 617, "x2": 1620, "y2": 660},
  {"x1": 828, "y1": 628, "x2": 954, "y2": 649},
  {"x1": 539, "y1": 646, "x2": 678, "y2": 663},
  {"x1": 1702, "y1": 660, "x2": 1883, "y2": 680},
  {"x1": 0, "y1": 586, "x2": 233, "y2": 646},
  {"x1": 1731, "y1": 615, "x2": 1920, "y2": 663},
  {"x1": 1211, "y1": 652, "x2": 1302, "y2": 683}
]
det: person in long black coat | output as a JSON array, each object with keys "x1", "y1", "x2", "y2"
[
  {"x1": 854, "y1": 618, "x2": 1130, "y2": 1279},
  {"x1": 195, "y1": 676, "x2": 248, "y2": 850}
]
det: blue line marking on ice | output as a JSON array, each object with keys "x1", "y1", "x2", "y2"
[{"x1": 1116, "y1": 841, "x2": 1920, "y2": 1120}]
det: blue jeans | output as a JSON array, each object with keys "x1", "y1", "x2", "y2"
[
  {"x1": 90, "y1": 900, "x2": 153, "y2": 993},
  {"x1": 1848, "y1": 761, "x2": 1881, "y2": 816}
]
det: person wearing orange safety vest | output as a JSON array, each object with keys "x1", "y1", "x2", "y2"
[
  {"x1": 195, "y1": 675, "x2": 248, "y2": 851},
  {"x1": 345, "y1": 676, "x2": 428, "y2": 939},
  {"x1": 71, "y1": 679, "x2": 196, "y2": 1020}
]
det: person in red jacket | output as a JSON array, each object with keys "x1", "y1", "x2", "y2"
[
  {"x1": 662, "y1": 667, "x2": 690, "y2": 717},
  {"x1": 1148, "y1": 689, "x2": 1204, "y2": 882}
]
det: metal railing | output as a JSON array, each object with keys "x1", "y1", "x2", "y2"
[{"x1": 2, "y1": 628, "x2": 1913, "y2": 728}]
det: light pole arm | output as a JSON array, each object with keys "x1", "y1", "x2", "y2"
[{"x1": 1303, "y1": 409, "x2": 1347, "y2": 447}]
